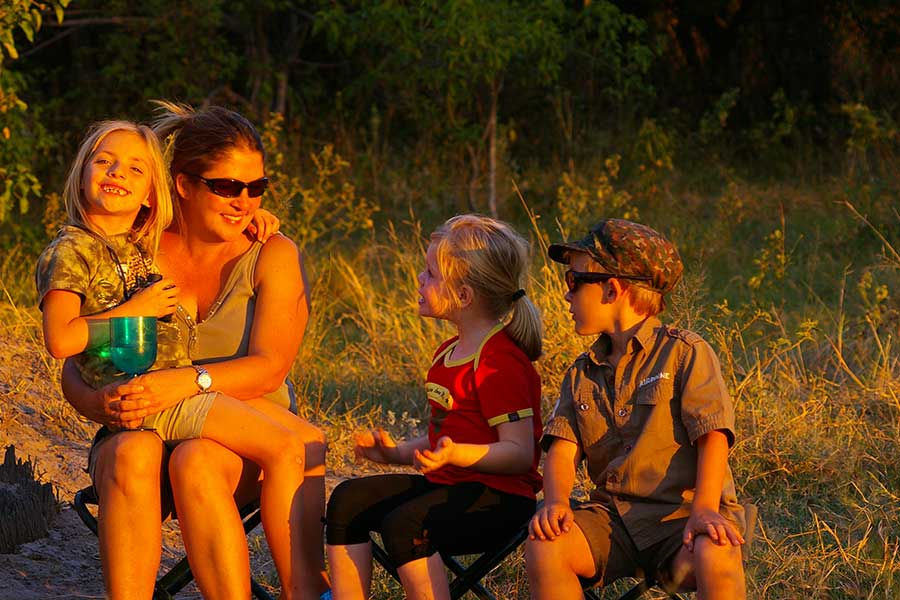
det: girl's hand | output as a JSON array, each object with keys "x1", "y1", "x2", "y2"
[
  {"x1": 354, "y1": 428, "x2": 400, "y2": 464},
  {"x1": 414, "y1": 435, "x2": 455, "y2": 473},
  {"x1": 97, "y1": 380, "x2": 148, "y2": 429},
  {"x1": 682, "y1": 506, "x2": 744, "y2": 551},
  {"x1": 123, "y1": 279, "x2": 179, "y2": 318},
  {"x1": 246, "y1": 208, "x2": 280, "y2": 242}
]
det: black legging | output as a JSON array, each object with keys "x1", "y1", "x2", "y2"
[{"x1": 326, "y1": 473, "x2": 535, "y2": 567}]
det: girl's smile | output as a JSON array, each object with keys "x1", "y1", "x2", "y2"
[{"x1": 81, "y1": 130, "x2": 153, "y2": 235}]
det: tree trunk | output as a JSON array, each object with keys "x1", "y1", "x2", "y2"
[{"x1": 487, "y1": 79, "x2": 498, "y2": 218}]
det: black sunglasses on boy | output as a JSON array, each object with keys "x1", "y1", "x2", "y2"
[{"x1": 564, "y1": 269, "x2": 652, "y2": 293}]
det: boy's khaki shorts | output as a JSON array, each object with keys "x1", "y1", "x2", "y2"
[{"x1": 573, "y1": 502, "x2": 686, "y2": 588}]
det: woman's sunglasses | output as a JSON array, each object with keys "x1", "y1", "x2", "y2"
[
  {"x1": 183, "y1": 172, "x2": 269, "y2": 198},
  {"x1": 564, "y1": 269, "x2": 652, "y2": 293}
]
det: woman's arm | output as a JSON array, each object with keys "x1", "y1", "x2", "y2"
[
  {"x1": 128, "y1": 235, "x2": 309, "y2": 407},
  {"x1": 61, "y1": 359, "x2": 148, "y2": 429},
  {"x1": 413, "y1": 419, "x2": 534, "y2": 475},
  {"x1": 204, "y1": 234, "x2": 309, "y2": 397}
]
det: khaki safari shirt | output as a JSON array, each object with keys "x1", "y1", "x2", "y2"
[
  {"x1": 542, "y1": 316, "x2": 745, "y2": 550},
  {"x1": 35, "y1": 225, "x2": 189, "y2": 389}
]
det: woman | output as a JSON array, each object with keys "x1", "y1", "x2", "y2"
[{"x1": 62, "y1": 102, "x2": 329, "y2": 600}]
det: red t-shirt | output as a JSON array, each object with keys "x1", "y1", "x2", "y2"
[{"x1": 424, "y1": 325, "x2": 542, "y2": 499}]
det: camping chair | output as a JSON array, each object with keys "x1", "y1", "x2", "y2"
[
  {"x1": 73, "y1": 485, "x2": 275, "y2": 600},
  {"x1": 370, "y1": 523, "x2": 529, "y2": 600},
  {"x1": 371, "y1": 502, "x2": 757, "y2": 600}
]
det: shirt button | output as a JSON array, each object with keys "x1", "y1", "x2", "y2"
[
  {"x1": 624, "y1": 444, "x2": 632, "y2": 452},
  {"x1": 617, "y1": 408, "x2": 628, "y2": 417},
  {"x1": 608, "y1": 473, "x2": 618, "y2": 483},
  {"x1": 579, "y1": 403, "x2": 589, "y2": 411}
]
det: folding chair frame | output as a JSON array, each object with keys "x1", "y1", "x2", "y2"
[
  {"x1": 73, "y1": 486, "x2": 275, "y2": 600},
  {"x1": 370, "y1": 524, "x2": 528, "y2": 600},
  {"x1": 369, "y1": 502, "x2": 757, "y2": 600}
]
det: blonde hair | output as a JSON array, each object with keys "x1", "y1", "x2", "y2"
[
  {"x1": 582, "y1": 256, "x2": 666, "y2": 316},
  {"x1": 62, "y1": 120, "x2": 172, "y2": 255},
  {"x1": 627, "y1": 286, "x2": 666, "y2": 316},
  {"x1": 431, "y1": 214, "x2": 543, "y2": 360}
]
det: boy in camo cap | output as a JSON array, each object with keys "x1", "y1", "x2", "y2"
[{"x1": 525, "y1": 219, "x2": 746, "y2": 599}]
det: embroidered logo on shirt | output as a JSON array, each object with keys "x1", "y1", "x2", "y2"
[
  {"x1": 426, "y1": 382, "x2": 453, "y2": 410},
  {"x1": 637, "y1": 372, "x2": 671, "y2": 388}
]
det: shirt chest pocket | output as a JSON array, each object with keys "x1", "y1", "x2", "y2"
[
  {"x1": 629, "y1": 380, "x2": 676, "y2": 439},
  {"x1": 574, "y1": 389, "x2": 615, "y2": 452}
]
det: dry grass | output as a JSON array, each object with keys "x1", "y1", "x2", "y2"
[{"x1": 2, "y1": 175, "x2": 898, "y2": 598}]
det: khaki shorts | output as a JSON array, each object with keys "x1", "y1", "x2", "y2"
[
  {"x1": 141, "y1": 391, "x2": 218, "y2": 444},
  {"x1": 573, "y1": 502, "x2": 686, "y2": 588},
  {"x1": 87, "y1": 392, "x2": 217, "y2": 484}
]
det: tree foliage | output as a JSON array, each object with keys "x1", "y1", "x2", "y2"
[
  {"x1": 0, "y1": 0, "x2": 896, "y2": 227},
  {"x1": 0, "y1": 0, "x2": 68, "y2": 223}
]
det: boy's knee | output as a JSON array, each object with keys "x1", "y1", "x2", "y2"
[
  {"x1": 692, "y1": 536, "x2": 744, "y2": 581},
  {"x1": 524, "y1": 536, "x2": 563, "y2": 571}
]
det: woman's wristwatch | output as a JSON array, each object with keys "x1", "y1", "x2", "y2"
[{"x1": 192, "y1": 365, "x2": 213, "y2": 392}]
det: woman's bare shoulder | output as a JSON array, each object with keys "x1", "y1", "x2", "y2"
[
  {"x1": 256, "y1": 234, "x2": 303, "y2": 281},
  {"x1": 259, "y1": 233, "x2": 300, "y2": 258}
]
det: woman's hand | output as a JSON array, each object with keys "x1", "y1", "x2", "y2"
[
  {"x1": 121, "y1": 279, "x2": 179, "y2": 318},
  {"x1": 414, "y1": 436, "x2": 455, "y2": 473},
  {"x1": 125, "y1": 367, "x2": 197, "y2": 414},
  {"x1": 246, "y1": 208, "x2": 281, "y2": 242},
  {"x1": 354, "y1": 428, "x2": 401, "y2": 464}
]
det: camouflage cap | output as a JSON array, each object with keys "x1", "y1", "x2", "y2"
[{"x1": 548, "y1": 219, "x2": 683, "y2": 294}]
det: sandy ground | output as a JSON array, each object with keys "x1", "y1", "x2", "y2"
[{"x1": 0, "y1": 325, "x2": 345, "y2": 600}]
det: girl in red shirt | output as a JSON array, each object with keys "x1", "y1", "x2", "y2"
[{"x1": 326, "y1": 214, "x2": 543, "y2": 600}]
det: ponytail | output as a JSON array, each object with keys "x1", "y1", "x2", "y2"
[
  {"x1": 505, "y1": 293, "x2": 543, "y2": 361},
  {"x1": 432, "y1": 214, "x2": 543, "y2": 361}
]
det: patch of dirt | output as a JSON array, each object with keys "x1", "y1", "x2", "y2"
[{"x1": 0, "y1": 322, "x2": 345, "y2": 599}]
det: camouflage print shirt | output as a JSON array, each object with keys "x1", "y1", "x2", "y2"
[
  {"x1": 35, "y1": 225, "x2": 190, "y2": 389},
  {"x1": 542, "y1": 316, "x2": 745, "y2": 550}
]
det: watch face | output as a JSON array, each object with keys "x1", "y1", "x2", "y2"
[{"x1": 197, "y1": 371, "x2": 212, "y2": 390}]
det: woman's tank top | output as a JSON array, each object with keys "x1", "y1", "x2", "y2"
[{"x1": 176, "y1": 240, "x2": 296, "y2": 412}]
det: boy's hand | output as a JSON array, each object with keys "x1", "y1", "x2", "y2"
[
  {"x1": 529, "y1": 501, "x2": 574, "y2": 541},
  {"x1": 124, "y1": 279, "x2": 179, "y2": 318},
  {"x1": 354, "y1": 428, "x2": 400, "y2": 464},
  {"x1": 246, "y1": 208, "x2": 280, "y2": 242},
  {"x1": 682, "y1": 506, "x2": 744, "y2": 551},
  {"x1": 414, "y1": 436, "x2": 454, "y2": 473}
]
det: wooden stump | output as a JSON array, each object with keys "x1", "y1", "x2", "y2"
[{"x1": 0, "y1": 445, "x2": 58, "y2": 553}]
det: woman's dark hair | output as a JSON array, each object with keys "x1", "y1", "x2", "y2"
[{"x1": 151, "y1": 100, "x2": 265, "y2": 180}]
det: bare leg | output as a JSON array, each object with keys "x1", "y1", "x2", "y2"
[
  {"x1": 169, "y1": 439, "x2": 253, "y2": 600},
  {"x1": 668, "y1": 537, "x2": 745, "y2": 600},
  {"x1": 525, "y1": 523, "x2": 596, "y2": 600},
  {"x1": 326, "y1": 542, "x2": 373, "y2": 600},
  {"x1": 199, "y1": 395, "x2": 325, "y2": 600},
  {"x1": 397, "y1": 553, "x2": 451, "y2": 600},
  {"x1": 93, "y1": 431, "x2": 167, "y2": 599},
  {"x1": 247, "y1": 398, "x2": 329, "y2": 598}
]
